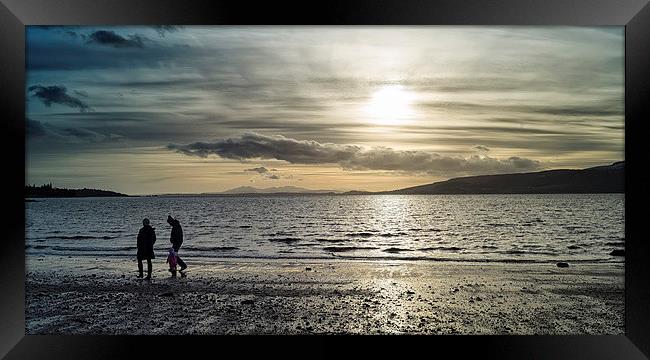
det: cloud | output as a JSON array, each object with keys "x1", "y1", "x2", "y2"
[
  {"x1": 28, "y1": 85, "x2": 92, "y2": 112},
  {"x1": 26, "y1": 118, "x2": 47, "y2": 137},
  {"x1": 474, "y1": 145, "x2": 490, "y2": 152},
  {"x1": 60, "y1": 127, "x2": 111, "y2": 142},
  {"x1": 168, "y1": 133, "x2": 361, "y2": 164},
  {"x1": 65, "y1": 30, "x2": 79, "y2": 39},
  {"x1": 168, "y1": 133, "x2": 542, "y2": 177},
  {"x1": 86, "y1": 30, "x2": 145, "y2": 48},
  {"x1": 341, "y1": 147, "x2": 542, "y2": 176},
  {"x1": 245, "y1": 166, "x2": 284, "y2": 180},
  {"x1": 245, "y1": 166, "x2": 269, "y2": 174},
  {"x1": 421, "y1": 100, "x2": 623, "y2": 118},
  {"x1": 151, "y1": 26, "x2": 183, "y2": 37},
  {"x1": 27, "y1": 119, "x2": 123, "y2": 143}
]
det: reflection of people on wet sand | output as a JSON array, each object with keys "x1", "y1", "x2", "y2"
[
  {"x1": 137, "y1": 218, "x2": 156, "y2": 280},
  {"x1": 167, "y1": 215, "x2": 187, "y2": 272}
]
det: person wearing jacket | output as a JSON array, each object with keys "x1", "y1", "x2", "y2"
[
  {"x1": 167, "y1": 215, "x2": 187, "y2": 271},
  {"x1": 137, "y1": 218, "x2": 156, "y2": 279}
]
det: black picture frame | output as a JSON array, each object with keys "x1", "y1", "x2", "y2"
[{"x1": 2, "y1": 0, "x2": 649, "y2": 358}]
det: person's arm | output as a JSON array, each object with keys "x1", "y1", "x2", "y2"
[
  {"x1": 137, "y1": 229, "x2": 143, "y2": 248},
  {"x1": 152, "y1": 230, "x2": 156, "y2": 245}
]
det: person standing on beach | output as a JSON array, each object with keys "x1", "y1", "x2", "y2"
[
  {"x1": 137, "y1": 218, "x2": 156, "y2": 280},
  {"x1": 167, "y1": 215, "x2": 187, "y2": 272}
]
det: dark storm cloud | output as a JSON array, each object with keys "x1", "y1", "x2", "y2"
[
  {"x1": 245, "y1": 166, "x2": 269, "y2": 174},
  {"x1": 86, "y1": 30, "x2": 145, "y2": 48},
  {"x1": 28, "y1": 85, "x2": 92, "y2": 112},
  {"x1": 168, "y1": 133, "x2": 542, "y2": 176}
]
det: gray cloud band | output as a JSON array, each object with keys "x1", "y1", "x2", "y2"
[
  {"x1": 168, "y1": 133, "x2": 542, "y2": 176},
  {"x1": 28, "y1": 85, "x2": 92, "y2": 112},
  {"x1": 27, "y1": 118, "x2": 123, "y2": 143}
]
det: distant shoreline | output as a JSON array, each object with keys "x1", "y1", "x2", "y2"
[
  {"x1": 25, "y1": 184, "x2": 130, "y2": 198},
  {"x1": 143, "y1": 191, "x2": 624, "y2": 197},
  {"x1": 25, "y1": 192, "x2": 624, "y2": 199},
  {"x1": 26, "y1": 161, "x2": 623, "y2": 198},
  {"x1": 26, "y1": 195, "x2": 136, "y2": 199}
]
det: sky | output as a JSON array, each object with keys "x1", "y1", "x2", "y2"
[{"x1": 26, "y1": 26, "x2": 624, "y2": 195}]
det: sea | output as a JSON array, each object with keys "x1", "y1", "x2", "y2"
[{"x1": 25, "y1": 194, "x2": 625, "y2": 264}]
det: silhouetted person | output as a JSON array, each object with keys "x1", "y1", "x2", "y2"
[
  {"x1": 137, "y1": 218, "x2": 156, "y2": 279},
  {"x1": 167, "y1": 215, "x2": 187, "y2": 271}
]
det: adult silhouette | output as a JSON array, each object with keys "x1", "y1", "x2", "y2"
[{"x1": 137, "y1": 218, "x2": 156, "y2": 279}]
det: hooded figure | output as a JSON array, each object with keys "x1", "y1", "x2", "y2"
[
  {"x1": 167, "y1": 215, "x2": 187, "y2": 271},
  {"x1": 137, "y1": 218, "x2": 156, "y2": 279},
  {"x1": 167, "y1": 215, "x2": 183, "y2": 250}
]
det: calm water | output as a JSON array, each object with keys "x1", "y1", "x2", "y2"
[{"x1": 25, "y1": 194, "x2": 625, "y2": 264}]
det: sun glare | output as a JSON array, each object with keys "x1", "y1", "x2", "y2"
[{"x1": 364, "y1": 85, "x2": 415, "y2": 125}]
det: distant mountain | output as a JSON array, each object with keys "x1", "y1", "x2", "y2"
[
  {"x1": 25, "y1": 184, "x2": 129, "y2": 198},
  {"x1": 382, "y1": 162, "x2": 624, "y2": 195},
  {"x1": 220, "y1": 186, "x2": 342, "y2": 195}
]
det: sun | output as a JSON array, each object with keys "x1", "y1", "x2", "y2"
[{"x1": 363, "y1": 85, "x2": 415, "y2": 125}]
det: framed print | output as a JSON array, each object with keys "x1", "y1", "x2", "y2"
[{"x1": 1, "y1": 0, "x2": 649, "y2": 358}]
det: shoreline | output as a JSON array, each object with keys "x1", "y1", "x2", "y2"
[
  {"x1": 27, "y1": 192, "x2": 625, "y2": 199},
  {"x1": 26, "y1": 251, "x2": 624, "y2": 264},
  {"x1": 26, "y1": 256, "x2": 624, "y2": 335}
]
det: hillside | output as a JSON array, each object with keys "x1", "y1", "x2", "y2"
[{"x1": 384, "y1": 161, "x2": 624, "y2": 194}]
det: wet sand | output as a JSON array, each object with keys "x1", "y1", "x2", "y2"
[{"x1": 26, "y1": 256, "x2": 624, "y2": 334}]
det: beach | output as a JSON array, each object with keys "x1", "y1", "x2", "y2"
[{"x1": 26, "y1": 256, "x2": 624, "y2": 335}]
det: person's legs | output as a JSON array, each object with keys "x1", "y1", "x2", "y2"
[
  {"x1": 137, "y1": 259, "x2": 144, "y2": 278},
  {"x1": 177, "y1": 254, "x2": 187, "y2": 271},
  {"x1": 174, "y1": 246, "x2": 187, "y2": 271},
  {"x1": 145, "y1": 258, "x2": 152, "y2": 279}
]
